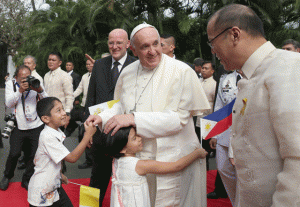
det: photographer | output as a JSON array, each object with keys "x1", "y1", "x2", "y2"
[{"x1": 0, "y1": 65, "x2": 48, "y2": 191}]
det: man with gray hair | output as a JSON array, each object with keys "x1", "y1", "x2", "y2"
[
  {"x1": 86, "y1": 23, "x2": 209, "y2": 207},
  {"x1": 24, "y1": 55, "x2": 44, "y2": 86},
  {"x1": 282, "y1": 39, "x2": 300, "y2": 52}
]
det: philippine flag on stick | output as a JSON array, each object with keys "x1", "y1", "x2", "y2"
[{"x1": 200, "y1": 99, "x2": 236, "y2": 140}]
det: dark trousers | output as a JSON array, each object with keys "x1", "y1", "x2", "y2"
[
  {"x1": 70, "y1": 106, "x2": 93, "y2": 164},
  {"x1": 65, "y1": 106, "x2": 85, "y2": 135},
  {"x1": 89, "y1": 129, "x2": 113, "y2": 207},
  {"x1": 195, "y1": 126, "x2": 212, "y2": 170},
  {"x1": 4, "y1": 124, "x2": 44, "y2": 182},
  {"x1": 29, "y1": 187, "x2": 73, "y2": 207},
  {"x1": 214, "y1": 171, "x2": 228, "y2": 196}
]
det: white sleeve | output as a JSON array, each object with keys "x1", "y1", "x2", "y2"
[
  {"x1": 134, "y1": 110, "x2": 184, "y2": 138},
  {"x1": 5, "y1": 80, "x2": 22, "y2": 108},
  {"x1": 74, "y1": 78, "x2": 84, "y2": 98}
]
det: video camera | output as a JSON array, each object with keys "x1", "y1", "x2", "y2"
[{"x1": 1, "y1": 114, "x2": 16, "y2": 139}]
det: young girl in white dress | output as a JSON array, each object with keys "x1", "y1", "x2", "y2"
[{"x1": 103, "y1": 126, "x2": 208, "y2": 207}]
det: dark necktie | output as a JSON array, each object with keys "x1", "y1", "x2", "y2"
[{"x1": 112, "y1": 61, "x2": 120, "y2": 85}]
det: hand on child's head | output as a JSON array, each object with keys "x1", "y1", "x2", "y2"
[{"x1": 84, "y1": 121, "x2": 97, "y2": 135}]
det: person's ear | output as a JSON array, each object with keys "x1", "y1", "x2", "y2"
[
  {"x1": 130, "y1": 45, "x2": 138, "y2": 57},
  {"x1": 41, "y1": 115, "x2": 50, "y2": 124},
  {"x1": 231, "y1": 27, "x2": 241, "y2": 44},
  {"x1": 126, "y1": 40, "x2": 130, "y2": 49}
]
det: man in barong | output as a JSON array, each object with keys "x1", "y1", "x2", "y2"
[{"x1": 86, "y1": 23, "x2": 210, "y2": 207}]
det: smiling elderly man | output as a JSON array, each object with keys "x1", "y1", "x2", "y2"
[{"x1": 86, "y1": 23, "x2": 210, "y2": 207}]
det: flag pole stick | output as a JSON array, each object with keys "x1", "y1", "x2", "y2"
[{"x1": 69, "y1": 181, "x2": 82, "y2": 186}]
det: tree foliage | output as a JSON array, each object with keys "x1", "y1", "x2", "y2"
[
  {"x1": 0, "y1": 0, "x2": 31, "y2": 56},
  {"x1": 5, "y1": 0, "x2": 300, "y2": 77}
]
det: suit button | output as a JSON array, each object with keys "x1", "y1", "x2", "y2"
[{"x1": 233, "y1": 110, "x2": 236, "y2": 113}]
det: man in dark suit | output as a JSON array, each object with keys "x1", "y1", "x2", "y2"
[
  {"x1": 66, "y1": 61, "x2": 81, "y2": 91},
  {"x1": 65, "y1": 61, "x2": 82, "y2": 137},
  {"x1": 84, "y1": 28, "x2": 136, "y2": 206}
]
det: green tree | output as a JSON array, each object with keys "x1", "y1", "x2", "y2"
[{"x1": 0, "y1": 0, "x2": 31, "y2": 56}]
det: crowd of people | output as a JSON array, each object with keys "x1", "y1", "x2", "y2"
[{"x1": 0, "y1": 3, "x2": 300, "y2": 207}]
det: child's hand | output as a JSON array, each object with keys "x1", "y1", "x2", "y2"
[
  {"x1": 84, "y1": 122, "x2": 97, "y2": 137},
  {"x1": 195, "y1": 148, "x2": 208, "y2": 159},
  {"x1": 61, "y1": 173, "x2": 69, "y2": 184}
]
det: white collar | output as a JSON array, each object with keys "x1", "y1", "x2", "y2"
[
  {"x1": 112, "y1": 52, "x2": 128, "y2": 67},
  {"x1": 44, "y1": 125, "x2": 66, "y2": 142}
]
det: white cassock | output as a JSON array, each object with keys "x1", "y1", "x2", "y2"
[{"x1": 100, "y1": 54, "x2": 210, "y2": 207}]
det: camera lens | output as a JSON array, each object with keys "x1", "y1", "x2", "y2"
[
  {"x1": 31, "y1": 79, "x2": 40, "y2": 88},
  {"x1": 1, "y1": 120, "x2": 15, "y2": 139}
]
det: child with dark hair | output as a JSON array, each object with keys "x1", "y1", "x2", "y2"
[
  {"x1": 28, "y1": 97, "x2": 96, "y2": 207},
  {"x1": 104, "y1": 126, "x2": 207, "y2": 207}
]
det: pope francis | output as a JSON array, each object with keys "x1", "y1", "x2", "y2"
[{"x1": 86, "y1": 23, "x2": 210, "y2": 207}]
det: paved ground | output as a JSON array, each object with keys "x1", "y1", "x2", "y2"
[{"x1": 0, "y1": 87, "x2": 216, "y2": 184}]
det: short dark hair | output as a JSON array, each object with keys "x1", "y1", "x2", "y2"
[
  {"x1": 37, "y1": 97, "x2": 61, "y2": 119},
  {"x1": 202, "y1": 61, "x2": 215, "y2": 70},
  {"x1": 210, "y1": 4, "x2": 265, "y2": 38},
  {"x1": 49, "y1": 52, "x2": 63, "y2": 61},
  {"x1": 14, "y1": 65, "x2": 31, "y2": 78},
  {"x1": 103, "y1": 126, "x2": 133, "y2": 158},
  {"x1": 66, "y1": 61, "x2": 74, "y2": 65},
  {"x1": 160, "y1": 34, "x2": 176, "y2": 46},
  {"x1": 282, "y1": 39, "x2": 299, "y2": 49},
  {"x1": 194, "y1": 58, "x2": 205, "y2": 66}
]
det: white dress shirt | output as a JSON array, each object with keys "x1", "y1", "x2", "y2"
[
  {"x1": 112, "y1": 52, "x2": 127, "y2": 72},
  {"x1": 44, "y1": 67, "x2": 74, "y2": 113},
  {"x1": 74, "y1": 72, "x2": 91, "y2": 107},
  {"x1": 196, "y1": 76, "x2": 216, "y2": 127},
  {"x1": 28, "y1": 125, "x2": 70, "y2": 206},
  {"x1": 5, "y1": 80, "x2": 48, "y2": 130}
]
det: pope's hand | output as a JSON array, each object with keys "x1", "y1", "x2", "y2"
[
  {"x1": 85, "y1": 115, "x2": 102, "y2": 127},
  {"x1": 104, "y1": 114, "x2": 136, "y2": 136}
]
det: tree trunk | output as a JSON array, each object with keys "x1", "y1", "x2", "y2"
[{"x1": 31, "y1": 0, "x2": 36, "y2": 11}]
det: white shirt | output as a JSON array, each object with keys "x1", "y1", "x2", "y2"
[
  {"x1": 5, "y1": 80, "x2": 48, "y2": 130},
  {"x1": 112, "y1": 52, "x2": 127, "y2": 72},
  {"x1": 74, "y1": 72, "x2": 91, "y2": 107},
  {"x1": 196, "y1": 76, "x2": 216, "y2": 127},
  {"x1": 31, "y1": 69, "x2": 44, "y2": 87},
  {"x1": 28, "y1": 125, "x2": 70, "y2": 206},
  {"x1": 67, "y1": 70, "x2": 73, "y2": 76},
  {"x1": 44, "y1": 67, "x2": 74, "y2": 113}
]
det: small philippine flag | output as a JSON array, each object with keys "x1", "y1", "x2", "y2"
[{"x1": 200, "y1": 99, "x2": 236, "y2": 140}]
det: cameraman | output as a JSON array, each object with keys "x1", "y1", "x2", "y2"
[{"x1": 0, "y1": 65, "x2": 48, "y2": 191}]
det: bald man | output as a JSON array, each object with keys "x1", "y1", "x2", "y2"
[{"x1": 84, "y1": 28, "x2": 136, "y2": 206}]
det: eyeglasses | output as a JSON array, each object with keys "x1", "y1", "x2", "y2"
[{"x1": 207, "y1": 27, "x2": 233, "y2": 48}]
